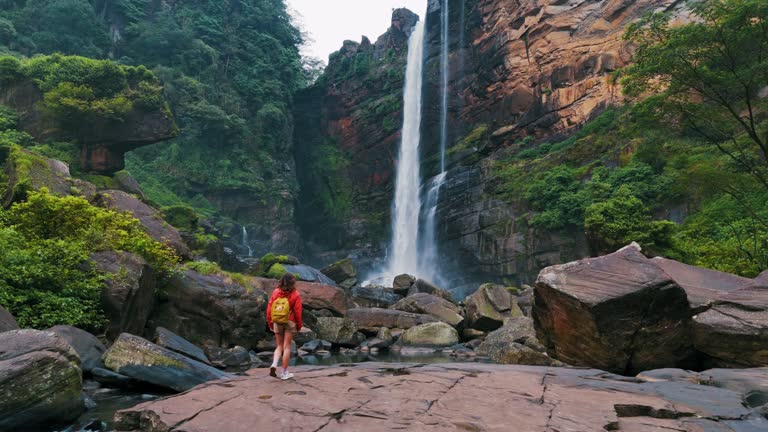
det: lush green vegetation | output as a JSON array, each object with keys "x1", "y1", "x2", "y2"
[
  {"x1": 0, "y1": 189, "x2": 180, "y2": 330},
  {"x1": 489, "y1": 0, "x2": 768, "y2": 277},
  {"x1": 0, "y1": 54, "x2": 169, "y2": 136},
  {"x1": 0, "y1": 0, "x2": 306, "y2": 223}
]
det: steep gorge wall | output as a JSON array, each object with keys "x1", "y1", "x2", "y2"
[{"x1": 295, "y1": 0, "x2": 684, "y2": 290}]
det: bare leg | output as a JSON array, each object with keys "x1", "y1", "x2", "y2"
[
  {"x1": 271, "y1": 330, "x2": 284, "y2": 377},
  {"x1": 281, "y1": 329, "x2": 294, "y2": 371}
]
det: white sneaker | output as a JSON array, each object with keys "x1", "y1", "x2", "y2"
[{"x1": 281, "y1": 372, "x2": 294, "y2": 380}]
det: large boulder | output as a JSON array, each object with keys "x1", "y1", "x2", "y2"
[
  {"x1": 312, "y1": 317, "x2": 365, "y2": 347},
  {"x1": 476, "y1": 317, "x2": 561, "y2": 366},
  {"x1": 93, "y1": 190, "x2": 190, "y2": 258},
  {"x1": 396, "y1": 322, "x2": 459, "y2": 347},
  {"x1": 692, "y1": 299, "x2": 768, "y2": 369},
  {"x1": 390, "y1": 293, "x2": 464, "y2": 327},
  {"x1": 533, "y1": 244, "x2": 696, "y2": 374},
  {"x1": 652, "y1": 257, "x2": 752, "y2": 311},
  {"x1": 0, "y1": 330, "x2": 85, "y2": 430},
  {"x1": 652, "y1": 258, "x2": 768, "y2": 368},
  {"x1": 91, "y1": 251, "x2": 157, "y2": 340},
  {"x1": 346, "y1": 308, "x2": 438, "y2": 331},
  {"x1": 321, "y1": 258, "x2": 358, "y2": 288},
  {"x1": 102, "y1": 333, "x2": 232, "y2": 392},
  {"x1": 393, "y1": 274, "x2": 416, "y2": 295},
  {"x1": 351, "y1": 286, "x2": 402, "y2": 308},
  {"x1": 464, "y1": 283, "x2": 523, "y2": 331},
  {"x1": 408, "y1": 279, "x2": 454, "y2": 302},
  {"x1": 154, "y1": 327, "x2": 210, "y2": 365},
  {"x1": 147, "y1": 270, "x2": 268, "y2": 348},
  {"x1": 48, "y1": 325, "x2": 106, "y2": 373},
  {"x1": 0, "y1": 304, "x2": 19, "y2": 332},
  {"x1": 295, "y1": 281, "x2": 351, "y2": 316}
]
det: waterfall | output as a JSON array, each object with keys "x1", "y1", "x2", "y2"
[
  {"x1": 418, "y1": 0, "x2": 450, "y2": 285},
  {"x1": 386, "y1": 18, "x2": 426, "y2": 278},
  {"x1": 241, "y1": 226, "x2": 253, "y2": 257},
  {"x1": 367, "y1": 4, "x2": 452, "y2": 287},
  {"x1": 438, "y1": 0, "x2": 450, "y2": 173}
]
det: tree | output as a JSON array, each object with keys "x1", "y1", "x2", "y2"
[{"x1": 621, "y1": 0, "x2": 768, "y2": 191}]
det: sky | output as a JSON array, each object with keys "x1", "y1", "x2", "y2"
[{"x1": 286, "y1": 0, "x2": 428, "y2": 62}]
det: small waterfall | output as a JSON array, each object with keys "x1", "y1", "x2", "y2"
[
  {"x1": 438, "y1": 0, "x2": 450, "y2": 173},
  {"x1": 419, "y1": 0, "x2": 451, "y2": 285},
  {"x1": 241, "y1": 226, "x2": 253, "y2": 257},
  {"x1": 386, "y1": 18, "x2": 426, "y2": 278},
  {"x1": 419, "y1": 172, "x2": 446, "y2": 283}
]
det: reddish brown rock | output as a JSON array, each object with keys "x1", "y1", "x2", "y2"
[
  {"x1": 533, "y1": 244, "x2": 695, "y2": 374},
  {"x1": 114, "y1": 363, "x2": 766, "y2": 432},
  {"x1": 93, "y1": 190, "x2": 190, "y2": 258},
  {"x1": 346, "y1": 307, "x2": 438, "y2": 332},
  {"x1": 296, "y1": 281, "x2": 351, "y2": 316},
  {"x1": 652, "y1": 257, "x2": 752, "y2": 311}
]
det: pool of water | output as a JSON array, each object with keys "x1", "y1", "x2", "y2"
[{"x1": 59, "y1": 352, "x2": 488, "y2": 431}]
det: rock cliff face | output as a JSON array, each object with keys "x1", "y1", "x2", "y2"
[
  {"x1": 294, "y1": 9, "x2": 418, "y2": 268},
  {"x1": 295, "y1": 0, "x2": 686, "y2": 290}
]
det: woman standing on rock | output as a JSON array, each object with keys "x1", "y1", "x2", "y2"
[{"x1": 267, "y1": 273, "x2": 303, "y2": 380}]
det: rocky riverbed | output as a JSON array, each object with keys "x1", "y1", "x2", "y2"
[{"x1": 115, "y1": 362, "x2": 768, "y2": 432}]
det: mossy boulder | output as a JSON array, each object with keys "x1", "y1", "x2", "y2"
[
  {"x1": 464, "y1": 283, "x2": 523, "y2": 331},
  {"x1": 397, "y1": 322, "x2": 459, "y2": 347},
  {"x1": 1, "y1": 146, "x2": 96, "y2": 207},
  {"x1": 102, "y1": 333, "x2": 232, "y2": 392},
  {"x1": 248, "y1": 252, "x2": 300, "y2": 277},
  {"x1": 312, "y1": 317, "x2": 365, "y2": 347},
  {"x1": 321, "y1": 258, "x2": 358, "y2": 285},
  {"x1": 0, "y1": 330, "x2": 85, "y2": 431}
]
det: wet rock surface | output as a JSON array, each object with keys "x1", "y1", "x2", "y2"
[{"x1": 114, "y1": 363, "x2": 768, "y2": 432}]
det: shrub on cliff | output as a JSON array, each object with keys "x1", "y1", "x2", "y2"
[
  {"x1": 0, "y1": 189, "x2": 180, "y2": 330},
  {"x1": 0, "y1": 53, "x2": 168, "y2": 130}
]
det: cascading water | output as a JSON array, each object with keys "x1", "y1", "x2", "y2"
[
  {"x1": 241, "y1": 226, "x2": 253, "y2": 257},
  {"x1": 418, "y1": 0, "x2": 450, "y2": 284},
  {"x1": 385, "y1": 18, "x2": 426, "y2": 278},
  {"x1": 368, "y1": 3, "x2": 451, "y2": 286}
]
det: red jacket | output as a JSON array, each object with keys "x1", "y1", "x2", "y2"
[{"x1": 266, "y1": 288, "x2": 303, "y2": 331}]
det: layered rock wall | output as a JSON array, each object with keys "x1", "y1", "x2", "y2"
[{"x1": 295, "y1": 0, "x2": 685, "y2": 292}]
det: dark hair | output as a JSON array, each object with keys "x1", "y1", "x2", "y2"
[{"x1": 277, "y1": 273, "x2": 296, "y2": 292}]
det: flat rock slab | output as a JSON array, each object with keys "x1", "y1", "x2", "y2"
[{"x1": 114, "y1": 363, "x2": 767, "y2": 432}]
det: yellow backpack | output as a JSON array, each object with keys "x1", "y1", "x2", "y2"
[{"x1": 271, "y1": 296, "x2": 291, "y2": 324}]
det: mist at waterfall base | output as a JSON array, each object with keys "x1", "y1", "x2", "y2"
[{"x1": 365, "y1": 3, "x2": 454, "y2": 291}]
